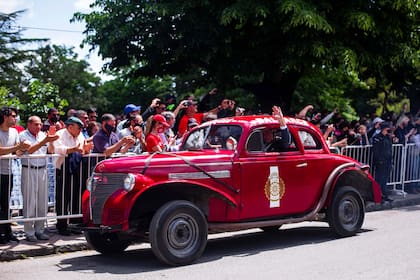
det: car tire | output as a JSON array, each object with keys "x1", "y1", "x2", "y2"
[
  {"x1": 149, "y1": 200, "x2": 208, "y2": 266},
  {"x1": 327, "y1": 186, "x2": 365, "y2": 237},
  {"x1": 84, "y1": 231, "x2": 130, "y2": 254}
]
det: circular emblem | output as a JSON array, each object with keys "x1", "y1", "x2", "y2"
[{"x1": 264, "y1": 177, "x2": 285, "y2": 201}]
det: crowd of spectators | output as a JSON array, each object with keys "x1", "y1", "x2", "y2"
[{"x1": 0, "y1": 88, "x2": 419, "y2": 243}]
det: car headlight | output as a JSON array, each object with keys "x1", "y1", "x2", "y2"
[{"x1": 123, "y1": 173, "x2": 135, "y2": 192}]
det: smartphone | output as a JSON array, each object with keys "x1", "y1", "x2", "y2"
[{"x1": 48, "y1": 125, "x2": 56, "y2": 135}]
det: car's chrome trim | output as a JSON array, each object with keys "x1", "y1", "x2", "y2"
[{"x1": 169, "y1": 170, "x2": 231, "y2": 180}]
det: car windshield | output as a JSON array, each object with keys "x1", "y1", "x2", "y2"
[{"x1": 182, "y1": 124, "x2": 242, "y2": 151}]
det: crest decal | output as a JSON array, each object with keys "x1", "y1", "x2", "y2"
[{"x1": 264, "y1": 166, "x2": 285, "y2": 208}]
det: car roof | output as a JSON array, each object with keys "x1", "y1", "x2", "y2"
[{"x1": 204, "y1": 115, "x2": 314, "y2": 129}]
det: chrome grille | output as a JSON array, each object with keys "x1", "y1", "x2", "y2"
[{"x1": 90, "y1": 173, "x2": 125, "y2": 224}]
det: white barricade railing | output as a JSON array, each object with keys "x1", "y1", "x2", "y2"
[
  {"x1": 340, "y1": 143, "x2": 420, "y2": 195},
  {"x1": 0, "y1": 153, "x2": 105, "y2": 225}
]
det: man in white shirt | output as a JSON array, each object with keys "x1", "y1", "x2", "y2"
[
  {"x1": 51, "y1": 116, "x2": 93, "y2": 235},
  {"x1": 19, "y1": 116, "x2": 59, "y2": 242}
]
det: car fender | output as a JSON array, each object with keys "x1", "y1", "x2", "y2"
[{"x1": 323, "y1": 163, "x2": 382, "y2": 207}]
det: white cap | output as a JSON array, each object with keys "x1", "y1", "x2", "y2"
[{"x1": 372, "y1": 117, "x2": 384, "y2": 124}]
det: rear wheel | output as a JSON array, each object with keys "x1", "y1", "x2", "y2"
[
  {"x1": 327, "y1": 186, "x2": 365, "y2": 237},
  {"x1": 84, "y1": 231, "x2": 130, "y2": 254},
  {"x1": 149, "y1": 200, "x2": 208, "y2": 266}
]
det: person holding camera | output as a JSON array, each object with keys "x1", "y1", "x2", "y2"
[
  {"x1": 217, "y1": 99, "x2": 236, "y2": 118},
  {"x1": 117, "y1": 104, "x2": 142, "y2": 134},
  {"x1": 175, "y1": 99, "x2": 219, "y2": 138},
  {"x1": 141, "y1": 98, "x2": 162, "y2": 122}
]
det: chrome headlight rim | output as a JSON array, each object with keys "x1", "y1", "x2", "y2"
[
  {"x1": 123, "y1": 173, "x2": 136, "y2": 192},
  {"x1": 86, "y1": 176, "x2": 93, "y2": 192}
]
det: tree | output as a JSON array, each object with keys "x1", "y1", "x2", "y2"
[
  {"x1": 20, "y1": 80, "x2": 69, "y2": 122},
  {"x1": 0, "y1": 10, "x2": 45, "y2": 94},
  {"x1": 97, "y1": 74, "x2": 176, "y2": 116},
  {"x1": 24, "y1": 45, "x2": 103, "y2": 111},
  {"x1": 73, "y1": 0, "x2": 420, "y2": 114},
  {"x1": 0, "y1": 86, "x2": 21, "y2": 108}
]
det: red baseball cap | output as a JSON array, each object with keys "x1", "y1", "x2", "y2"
[{"x1": 153, "y1": 114, "x2": 170, "y2": 128}]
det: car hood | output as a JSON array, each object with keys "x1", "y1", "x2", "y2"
[{"x1": 94, "y1": 151, "x2": 235, "y2": 176}]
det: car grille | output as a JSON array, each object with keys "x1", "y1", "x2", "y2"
[{"x1": 90, "y1": 173, "x2": 125, "y2": 224}]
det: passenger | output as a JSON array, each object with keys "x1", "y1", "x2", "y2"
[{"x1": 263, "y1": 106, "x2": 290, "y2": 152}]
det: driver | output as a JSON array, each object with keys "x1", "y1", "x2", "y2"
[{"x1": 263, "y1": 106, "x2": 291, "y2": 152}]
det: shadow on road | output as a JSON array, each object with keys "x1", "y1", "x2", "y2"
[{"x1": 57, "y1": 225, "x2": 372, "y2": 274}]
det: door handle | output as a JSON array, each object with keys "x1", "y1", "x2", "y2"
[{"x1": 296, "y1": 163, "x2": 308, "y2": 168}]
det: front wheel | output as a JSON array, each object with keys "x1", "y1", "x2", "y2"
[
  {"x1": 149, "y1": 200, "x2": 208, "y2": 266},
  {"x1": 84, "y1": 231, "x2": 130, "y2": 254},
  {"x1": 327, "y1": 186, "x2": 365, "y2": 237}
]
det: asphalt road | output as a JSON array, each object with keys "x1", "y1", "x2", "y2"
[{"x1": 2, "y1": 205, "x2": 420, "y2": 280}]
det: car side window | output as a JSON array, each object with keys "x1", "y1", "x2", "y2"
[
  {"x1": 246, "y1": 131, "x2": 264, "y2": 152},
  {"x1": 204, "y1": 125, "x2": 242, "y2": 150},
  {"x1": 246, "y1": 128, "x2": 298, "y2": 153},
  {"x1": 298, "y1": 130, "x2": 322, "y2": 150}
]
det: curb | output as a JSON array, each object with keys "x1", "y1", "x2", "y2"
[
  {"x1": 0, "y1": 242, "x2": 89, "y2": 262},
  {"x1": 366, "y1": 194, "x2": 420, "y2": 212}
]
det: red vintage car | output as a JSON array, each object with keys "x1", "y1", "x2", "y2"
[{"x1": 81, "y1": 115, "x2": 382, "y2": 266}]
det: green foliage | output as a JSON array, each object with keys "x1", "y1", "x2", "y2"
[
  {"x1": 24, "y1": 45, "x2": 102, "y2": 111},
  {"x1": 72, "y1": 0, "x2": 420, "y2": 115},
  {"x1": 21, "y1": 80, "x2": 69, "y2": 121},
  {"x1": 97, "y1": 75, "x2": 175, "y2": 116},
  {"x1": 0, "y1": 11, "x2": 45, "y2": 95},
  {"x1": 0, "y1": 86, "x2": 22, "y2": 108}
]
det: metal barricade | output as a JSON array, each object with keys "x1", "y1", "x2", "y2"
[
  {"x1": 340, "y1": 143, "x2": 420, "y2": 195},
  {"x1": 0, "y1": 153, "x2": 105, "y2": 225}
]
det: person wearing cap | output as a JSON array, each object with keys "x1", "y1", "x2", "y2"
[
  {"x1": 51, "y1": 116, "x2": 94, "y2": 235},
  {"x1": 19, "y1": 116, "x2": 59, "y2": 242},
  {"x1": 367, "y1": 116, "x2": 384, "y2": 142},
  {"x1": 145, "y1": 114, "x2": 171, "y2": 153},
  {"x1": 93, "y1": 114, "x2": 136, "y2": 157},
  {"x1": 117, "y1": 104, "x2": 142, "y2": 133},
  {"x1": 372, "y1": 122, "x2": 393, "y2": 203}
]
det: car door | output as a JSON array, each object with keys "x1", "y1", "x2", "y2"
[{"x1": 238, "y1": 125, "x2": 311, "y2": 220}]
